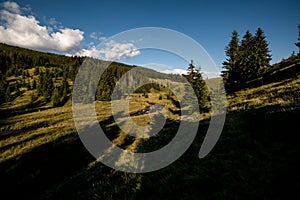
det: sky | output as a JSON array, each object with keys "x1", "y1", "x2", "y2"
[{"x1": 0, "y1": 0, "x2": 299, "y2": 77}]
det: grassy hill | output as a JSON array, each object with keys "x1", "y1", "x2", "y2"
[{"x1": 0, "y1": 44, "x2": 300, "y2": 199}]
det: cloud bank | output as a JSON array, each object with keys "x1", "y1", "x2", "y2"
[
  {"x1": 161, "y1": 68, "x2": 220, "y2": 78},
  {"x1": 79, "y1": 40, "x2": 140, "y2": 60},
  {"x1": 0, "y1": 1, "x2": 83, "y2": 54}
]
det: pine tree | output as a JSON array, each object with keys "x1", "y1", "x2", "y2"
[
  {"x1": 52, "y1": 87, "x2": 61, "y2": 107},
  {"x1": 37, "y1": 74, "x2": 43, "y2": 96},
  {"x1": 185, "y1": 61, "x2": 209, "y2": 112},
  {"x1": 5, "y1": 86, "x2": 11, "y2": 102},
  {"x1": 39, "y1": 69, "x2": 54, "y2": 101},
  {"x1": 0, "y1": 79, "x2": 6, "y2": 103},
  {"x1": 222, "y1": 28, "x2": 272, "y2": 92},
  {"x1": 222, "y1": 30, "x2": 240, "y2": 92},
  {"x1": 240, "y1": 30, "x2": 256, "y2": 82},
  {"x1": 254, "y1": 27, "x2": 271, "y2": 73},
  {"x1": 295, "y1": 24, "x2": 300, "y2": 54},
  {"x1": 60, "y1": 78, "x2": 69, "y2": 104}
]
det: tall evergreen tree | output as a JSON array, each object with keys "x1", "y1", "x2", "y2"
[
  {"x1": 239, "y1": 30, "x2": 256, "y2": 81},
  {"x1": 60, "y1": 78, "x2": 69, "y2": 104},
  {"x1": 222, "y1": 30, "x2": 240, "y2": 91},
  {"x1": 5, "y1": 86, "x2": 11, "y2": 102},
  {"x1": 185, "y1": 60, "x2": 210, "y2": 112},
  {"x1": 222, "y1": 28, "x2": 272, "y2": 92},
  {"x1": 52, "y1": 87, "x2": 61, "y2": 107},
  {"x1": 254, "y1": 27, "x2": 272, "y2": 73},
  {"x1": 295, "y1": 24, "x2": 300, "y2": 54},
  {"x1": 0, "y1": 79, "x2": 6, "y2": 103}
]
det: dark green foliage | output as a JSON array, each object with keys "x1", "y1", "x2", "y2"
[
  {"x1": 34, "y1": 67, "x2": 39, "y2": 75},
  {"x1": 0, "y1": 75, "x2": 6, "y2": 103},
  {"x1": 30, "y1": 91, "x2": 38, "y2": 103},
  {"x1": 222, "y1": 28, "x2": 272, "y2": 92},
  {"x1": 0, "y1": 43, "x2": 188, "y2": 104},
  {"x1": 135, "y1": 83, "x2": 162, "y2": 93},
  {"x1": 37, "y1": 69, "x2": 54, "y2": 101},
  {"x1": 26, "y1": 80, "x2": 31, "y2": 90},
  {"x1": 94, "y1": 63, "x2": 172, "y2": 101},
  {"x1": 245, "y1": 54, "x2": 300, "y2": 88},
  {"x1": 253, "y1": 28, "x2": 272, "y2": 73},
  {"x1": 51, "y1": 87, "x2": 61, "y2": 107},
  {"x1": 184, "y1": 61, "x2": 210, "y2": 112},
  {"x1": 14, "y1": 83, "x2": 20, "y2": 96},
  {"x1": 5, "y1": 86, "x2": 11, "y2": 102},
  {"x1": 32, "y1": 79, "x2": 37, "y2": 89},
  {"x1": 295, "y1": 24, "x2": 300, "y2": 54},
  {"x1": 0, "y1": 43, "x2": 83, "y2": 104},
  {"x1": 239, "y1": 30, "x2": 256, "y2": 81},
  {"x1": 95, "y1": 63, "x2": 133, "y2": 101},
  {"x1": 59, "y1": 78, "x2": 70, "y2": 104},
  {"x1": 222, "y1": 30, "x2": 240, "y2": 92}
]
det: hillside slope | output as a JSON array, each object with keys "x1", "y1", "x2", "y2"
[{"x1": 0, "y1": 54, "x2": 300, "y2": 199}]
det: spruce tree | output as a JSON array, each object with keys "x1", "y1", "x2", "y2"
[
  {"x1": 0, "y1": 79, "x2": 6, "y2": 103},
  {"x1": 5, "y1": 86, "x2": 11, "y2": 102},
  {"x1": 37, "y1": 74, "x2": 43, "y2": 96},
  {"x1": 295, "y1": 24, "x2": 300, "y2": 54},
  {"x1": 254, "y1": 27, "x2": 271, "y2": 73},
  {"x1": 240, "y1": 30, "x2": 256, "y2": 82},
  {"x1": 52, "y1": 87, "x2": 61, "y2": 107},
  {"x1": 39, "y1": 69, "x2": 54, "y2": 101},
  {"x1": 185, "y1": 61, "x2": 209, "y2": 112},
  {"x1": 60, "y1": 78, "x2": 69, "y2": 104},
  {"x1": 222, "y1": 30, "x2": 240, "y2": 92}
]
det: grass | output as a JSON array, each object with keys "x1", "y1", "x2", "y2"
[{"x1": 0, "y1": 73, "x2": 300, "y2": 199}]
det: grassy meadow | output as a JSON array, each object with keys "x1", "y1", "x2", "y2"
[{"x1": 1, "y1": 66, "x2": 300, "y2": 199}]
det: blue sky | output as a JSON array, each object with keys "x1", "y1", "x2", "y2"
[{"x1": 0, "y1": 0, "x2": 299, "y2": 77}]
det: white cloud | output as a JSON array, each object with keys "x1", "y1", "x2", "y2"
[
  {"x1": 161, "y1": 68, "x2": 188, "y2": 75},
  {"x1": 2, "y1": 1, "x2": 20, "y2": 14},
  {"x1": 89, "y1": 32, "x2": 98, "y2": 40},
  {"x1": 202, "y1": 71, "x2": 221, "y2": 78},
  {"x1": 78, "y1": 40, "x2": 140, "y2": 60},
  {"x1": 99, "y1": 36, "x2": 107, "y2": 41},
  {"x1": 0, "y1": 1, "x2": 84, "y2": 53},
  {"x1": 161, "y1": 68, "x2": 221, "y2": 78},
  {"x1": 89, "y1": 32, "x2": 106, "y2": 41}
]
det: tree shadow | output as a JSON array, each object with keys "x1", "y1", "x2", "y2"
[
  {"x1": 1, "y1": 102, "x2": 299, "y2": 199},
  {"x1": 0, "y1": 130, "x2": 95, "y2": 199},
  {"x1": 134, "y1": 103, "x2": 300, "y2": 199},
  {"x1": 0, "y1": 99, "x2": 50, "y2": 120}
]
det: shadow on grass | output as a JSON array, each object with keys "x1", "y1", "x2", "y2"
[
  {"x1": 0, "y1": 103, "x2": 299, "y2": 199},
  {"x1": 134, "y1": 103, "x2": 300, "y2": 200},
  {"x1": 0, "y1": 99, "x2": 50, "y2": 120},
  {"x1": 0, "y1": 130, "x2": 95, "y2": 199}
]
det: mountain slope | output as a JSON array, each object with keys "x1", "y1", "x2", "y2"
[{"x1": 0, "y1": 44, "x2": 299, "y2": 199}]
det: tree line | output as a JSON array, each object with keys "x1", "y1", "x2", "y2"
[
  {"x1": 222, "y1": 24, "x2": 300, "y2": 93},
  {"x1": 0, "y1": 43, "x2": 83, "y2": 105},
  {"x1": 1, "y1": 23, "x2": 299, "y2": 106},
  {"x1": 0, "y1": 43, "x2": 185, "y2": 106},
  {"x1": 221, "y1": 27, "x2": 272, "y2": 92}
]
